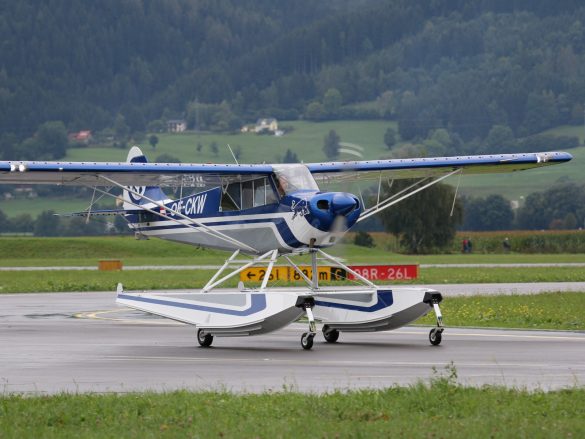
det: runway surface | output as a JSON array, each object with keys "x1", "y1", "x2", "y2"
[{"x1": 1, "y1": 291, "x2": 584, "y2": 394}]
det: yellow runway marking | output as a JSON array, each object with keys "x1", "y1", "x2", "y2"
[{"x1": 74, "y1": 308, "x2": 183, "y2": 325}]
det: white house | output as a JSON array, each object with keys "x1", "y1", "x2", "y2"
[
  {"x1": 167, "y1": 119, "x2": 187, "y2": 133},
  {"x1": 254, "y1": 118, "x2": 278, "y2": 133}
]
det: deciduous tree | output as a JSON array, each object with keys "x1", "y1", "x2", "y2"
[
  {"x1": 323, "y1": 129, "x2": 340, "y2": 159},
  {"x1": 461, "y1": 194, "x2": 514, "y2": 231},
  {"x1": 148, "y1": 134, "x2": 159, "y2": 150},
  {"x1": 383, "y1": 128, "x2": 397, "y2": 149},
  {"x1": 379, "y1": 181, "x2": 462, "y2": 253}
]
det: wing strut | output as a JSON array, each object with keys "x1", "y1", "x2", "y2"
[
  {"x1": 95, "y1": 175, "x2": 258, "y2": 253},
  {"x1": 450, "y1": 170, "x2": 463, "y2": 217},
  {"x1": 357, "y1": 169, "x2": 460, "y2": 223},
  {"x1": 86, "y1": 186, "x2": 97, "y2": 224}
]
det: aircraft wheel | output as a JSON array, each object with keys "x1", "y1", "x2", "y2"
[
  {"x1": 429, "y1": 328, "x2": 442, "y2": 346},
  {"x1": 322, "y1": 326, "x2": 340, "y2": 343},
  {"x1": 301, "y1": 332, "x2": 314, "y2": 350},
  {"x1": 197, "y1": 328, "x2": 214, "y2": 347}
]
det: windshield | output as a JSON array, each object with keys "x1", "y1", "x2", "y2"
[{"x1": 273, "y1": 164, "x2": 319, "y2": 196}]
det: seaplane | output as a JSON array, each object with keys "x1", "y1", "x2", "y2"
[{"x1": 0, "y1": 147, "x2": 572, "y2": 349}]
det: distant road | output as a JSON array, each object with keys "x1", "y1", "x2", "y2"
[
  {"x1": 0, "y1": 265, "x2": 221, "y2": 271},
  {"x1": 3, "y1": 263, "x2": 585, "y2": 271}
]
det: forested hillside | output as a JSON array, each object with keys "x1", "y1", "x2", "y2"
[{"x1": 2, "y1": 0, "x2": 585, "y2": 157}]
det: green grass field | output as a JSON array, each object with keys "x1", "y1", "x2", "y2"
[
  {"x1": 542, "y1": 124, "x2": 585, "y2": 142},
  {"x1": 66, "y1": 120, "x2": 396, "y2": 165},
  {"x1": 1, "y1": 383, "x2": 584, "y2": 438},
  {"x1": 2, "y1": 266, "x2": 585, "y2": 294},
  {"x1": 2, "y1": 236, "x2": 585, "y2": 297},
  {"x1": 3, "y1": 236, "x2": 585, "y2": 267},
  {"x1": 417, "y1": 292, "x2": 585, "y2": 330}
]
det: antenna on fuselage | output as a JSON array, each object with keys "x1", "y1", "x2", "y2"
[{"x1": 227, "y1": 144, "x2": 239, "y2": 165}]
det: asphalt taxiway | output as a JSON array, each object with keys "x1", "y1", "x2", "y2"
[{"x1": 1, "y1": 290, "x2": 584, "y2": 394}]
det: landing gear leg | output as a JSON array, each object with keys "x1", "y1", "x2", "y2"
[
  {"x1": 429, "y1": 300, "x2": 444, "y2": 346},
  {"x1": 299, "y1": 298, "x2": 316, "y2": 350}
]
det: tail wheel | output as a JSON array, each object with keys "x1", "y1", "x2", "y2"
[
  {"x1": 197, "y1": 328, "x2": 214, "y2": 347},
  {"x1": 322, "y1": 326, "x2": 340, "y2": 343}
]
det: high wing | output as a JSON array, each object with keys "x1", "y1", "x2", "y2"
[
  {"x1": 306, "y1": 151, "x2": 572, "y2": 184},
  {"x1": 0, "y1": 151, "x2": 572, "y2": 187},
  {"x1": 0, "y1": 161, "x2": 273, "y2": 187}
]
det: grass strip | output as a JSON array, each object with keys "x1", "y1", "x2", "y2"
[
  {"x1": 416, "y1": 292, "x2": 585, "y2": 330},
  {"x1": 4, "y1": 237, "x2": 585, "y2": 266},
  {"x1": 2, "y1": 266, "x2": 585, "y2": 294},
  {"x1": 1, "y1": 380, "x2": 584, "y2": 438}
]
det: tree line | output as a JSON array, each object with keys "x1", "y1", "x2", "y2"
[
  {"x1": 0, "y1": 209, "x2": 128, "y2": 237},
  {"x1": 3, "y1": 1, "x2": 585, "y2": 159},
  {"x1": 377, "y1": 181, "x2": 585, "y2": 253}
]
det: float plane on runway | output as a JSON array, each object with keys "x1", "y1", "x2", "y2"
[{"x1": 0, "y1": 147, "x2": 572, "y2": 349}]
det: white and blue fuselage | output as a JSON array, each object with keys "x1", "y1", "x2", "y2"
[{"x1": 125, "y1": 164, "x2": 361, "y2": 254}]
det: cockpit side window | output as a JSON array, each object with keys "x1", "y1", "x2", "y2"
[
  {"x1": 221, "y1": 182, "x2": 241, "y2": 211},
  {"x1": 220, "y1": 176, "x2": 278, "y2": 211},
  {"x1": 254, "y1": 177, "x2": 277, "y2": 206}
]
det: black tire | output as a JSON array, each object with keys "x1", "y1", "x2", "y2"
[
  {"x1": 429, "y1": 329, "x2": 442, "y2": 346},
  {"x1": 197, "y1": 328, "x2": 213, "y2": 347},
  {"x1": 322, "y1": 326, "x2": 340, "y2": 343},
  {"x1": 301, "y1": 332, "x2": 314, "y2": 350}
]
